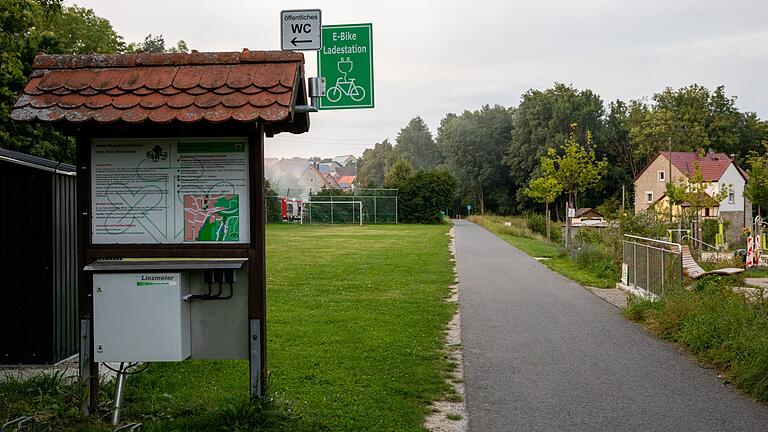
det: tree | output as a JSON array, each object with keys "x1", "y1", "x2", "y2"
[
  {"x1": 265, "y1": 179, "x2": 282, "y2": 223},
  {"x1": 44, "y1": 5, "x2": 125, "y2": 54},
  {"x1": 125, "y1": 34, "x2": 188, "y2": 53},
  {"x1": 524, "y1": 175, "x2": 562, "y2": 241},
  {"x1": 436, "y1": 105, "x2": 514, "y2": 214},
  {"x1": 399, "y1": 169, "x2": 457, "y2": 224},
  {"x1": 663, "y1": 160, "x2": 729, "y2": 248},
  {"x1": 395, "y1": 116, "x2": 443, "y2": 169},
  {"x1": 505, "y1": 83, "x2": 605, "y2": 208},
  {"x1": 541, "y1": 127, "x2": 607, "y2": 209},
  {"x1": 356, "y1": 139, "x2": 400, "y2": 187},
  {"x1": 383, "y1": 158, "x2": 413, "y2": 189},
  {"x1": 1, "y1": 1, "x2": 74, "y2": 162},
  {"x1": 744, "y1": 142, "x2": 768, "y2": 215}
]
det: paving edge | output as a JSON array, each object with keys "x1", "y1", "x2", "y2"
[{"x1": 424, "y1": 226, "x2": 468, "y2": 432}]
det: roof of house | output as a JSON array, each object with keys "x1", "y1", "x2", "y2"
[
  {"x1": 0, "y1": 147, "x2": 76, "y2": 174},
  {"x1": 337, "y1": 175, "x2": 356, "y2": 186},
  {"x1": 636, "y1": 151, "x2": 747, "y2": 183},
  {"x1": 573, "y1": 208, "x2": 602, "y2": 218},
  {"x1": 10, "y1": 50, "x2": 308, "y2": 133},
  {"x1": 332, "y1": 154, "x2": 356, "y2": 165},
  {"x1": 653, "y1": 192, "x2": 720, "y2": 208}
]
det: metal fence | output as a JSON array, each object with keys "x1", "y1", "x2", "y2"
[
  {"x1": 622, "y1": 235, "x2": 683, "y2": 297},
  {"x1": 305, "y1": 194, "x2": 398, "y2": 224}
]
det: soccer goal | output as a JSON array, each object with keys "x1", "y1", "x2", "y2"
[{"x1": 303, "y1": 200, "x2": 363, "y2": 226}]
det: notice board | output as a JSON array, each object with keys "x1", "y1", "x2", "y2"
[{"x1": 91, "y1": 138, "x2": 250, "y2": 244}]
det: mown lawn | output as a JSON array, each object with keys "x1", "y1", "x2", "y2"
[{"x1": 1, "y1": 224, "x2": 456, "y2": 431}]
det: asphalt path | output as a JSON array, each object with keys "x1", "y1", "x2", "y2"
[{"x1": 454, "y1": 219, "x2": 768, "y2": 431}]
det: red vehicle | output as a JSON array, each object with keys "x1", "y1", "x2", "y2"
[{"x1": 281, "y1": 198, "x2": 303, "y2": 222}]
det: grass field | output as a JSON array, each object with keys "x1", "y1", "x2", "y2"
[{"x1": 1, "y1": 224, "x2": 456, "y2": 431}]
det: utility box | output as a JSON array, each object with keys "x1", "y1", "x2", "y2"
[{"x1": 93, "y1": 273, "x2": 191, "y2": 362}]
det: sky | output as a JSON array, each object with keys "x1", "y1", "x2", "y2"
[{"x1": 72, "y1": 0, "x2": 768, "y2": 159}]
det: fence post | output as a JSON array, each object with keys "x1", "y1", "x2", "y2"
[
  {"x1": 374, "y1": 196, "x2": 377, "y2": 224},
  {"x1": 633, "y1": 243, "x2": 637, "y2": 288},
  {"x1": 661, "y1": 251, "x2": 666, "y2": 295},
  {"x1": 646, "y1": 247, "x2": 650, "y2": 294}
]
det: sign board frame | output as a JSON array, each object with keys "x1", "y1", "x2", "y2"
[
  {"x1": 280, "y1": 9, "x2": 322, "y2": 51},
  {"x1": 317, "y1": 23, "x2": 374, "y2": 110}
]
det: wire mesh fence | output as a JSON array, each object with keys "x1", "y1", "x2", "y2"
[
  {"x1": 267, "y1": 189, "x2": 398, "y2": 225},
  {"x1": 622, "y1": 235, "x2": 683, "y2": 297}
]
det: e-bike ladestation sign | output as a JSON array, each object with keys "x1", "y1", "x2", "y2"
[{"x1": 318, "y1": 23, "x2": 374, "y2": 110}]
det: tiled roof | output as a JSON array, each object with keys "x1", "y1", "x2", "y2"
[
  {"x1": 11, "y1": 50, "x2": 307, "y2": 130},
  {"x1": 338, "y1": 175, "x2": 356, "y2": 185},
  {"x1": 636, "y1": 151, "x2": 747, "y2": 182},
  {"x1": 668, "y1": 152, "x2": 732, "y2": 181}
]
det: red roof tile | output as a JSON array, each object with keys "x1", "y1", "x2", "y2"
[
  {"x1": 668, "y1": 152, "x2": 735, "y2": 181},
  {"x1": 11, "y1": 50, "x2": 307, "y2": 130}
]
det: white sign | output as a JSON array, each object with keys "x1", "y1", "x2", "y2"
[
  {"x1": 91, "y1": 138, "x2": 250, "y2": 244},
  {"x1": 281, "y1": 9, "x2": 322, "y2": 51},
  {"x1": 568, "y1": 208, "x2": 576, "y2": 218}
]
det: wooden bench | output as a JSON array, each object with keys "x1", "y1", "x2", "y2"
[{"x1": 681, "y1": 245, "x2": 744, "y2": 279}]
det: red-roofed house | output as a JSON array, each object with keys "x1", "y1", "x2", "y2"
[{"x1": 634, "y1": 151, "x2": 751, "y2": 243}]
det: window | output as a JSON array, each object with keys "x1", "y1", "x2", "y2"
[
  {"x1": 657, "y1": 170, "x2": 665, "y2": 181},
  {"x1": 728, "y1": 188, "x2": 735, "y2": 204},
  {"x1": 646, "y1": 192, "x2": 653, "y2": 203}
]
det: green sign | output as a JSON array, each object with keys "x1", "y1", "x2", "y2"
[{"x1": 317, "y1": 24, "x2": 374, "y2": 110}]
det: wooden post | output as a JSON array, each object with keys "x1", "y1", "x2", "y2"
[
  {"x1": 248, "y1": 123, "x2": 267, "y2": 397},
  {"x1": 76, "y1": 134, "x2": 99, "y2": 414}
]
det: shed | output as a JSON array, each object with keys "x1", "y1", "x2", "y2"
[{"x1": 0, "y1": 148, "x2": 78, "y2": 364}]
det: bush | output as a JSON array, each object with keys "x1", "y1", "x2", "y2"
[
  {"x1": 571, "y1": 243, "x2": 619, "y2": 281},
  {"x1": 399, "y1": 169, "x2": 457, "y2": 224},
  {"x1": 525, "y1": 212, "x2": 561, "y2": 243}
]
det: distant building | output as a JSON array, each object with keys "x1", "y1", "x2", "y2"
[
  {"x1": 296, "y1": 164, "x2": 341, "y2": 197},
  {"x1": 337, "y1": 175, "x2": 357, "y2": 191},
  {"x1": 634, "y1": 151, "x2": 750, "y2": 243},
  {"x1": 332, "y1": 154, "x2": 357, "y2": 166}
]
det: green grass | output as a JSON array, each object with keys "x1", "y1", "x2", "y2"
[
  {"x1": 469, "y1": 215, "x2": 617, "y2": 288},
  {"x1": 1, "y1": 224, "x2": 456, "y2": 431},
  {"x1": 624, "y1": 276, "x2": 768, "y2": 402}
]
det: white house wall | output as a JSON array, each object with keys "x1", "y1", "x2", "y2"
[{"x1": 718, "y1": 163, "x2": 745, "y2": 212}]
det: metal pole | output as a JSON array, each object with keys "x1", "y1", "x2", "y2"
[
  {"x1": 360, "y1": 202, "x2": 363, "y2": 227},
  {"x1": 646, "y1": 247, "x2": 650, "y2": 294},
  {"x1": 633, "y1": 243, "x2": 637, "y2": 288},
  {"x1": 112, "y1": 364, "x2": 127, "y2": 425},
  {"x1": 374, "y1": 196, "x2": 377, "y2": 224},
  {"x1": 395, "y1": 195, "x2": 398, "y2": 224},
  {"x1": 331, "y1": 202, "x2": 334, "y2": 224},
  {"x1": 661, "y1": 250, "x2": 666, "y2": 295}
]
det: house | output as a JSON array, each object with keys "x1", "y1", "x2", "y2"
[
  {"x1": 634, "y1": 151, "x2": 751, "y2": 243},
  {"x1": 572, "y1": 208, "x2": 606, "y2": 226},
  {"x1": 332, "y1": 154, "x2": 357, "y2": 166},
  {"x1": 337, "y1": 175, "x2": 357, "y2": 191},
  {"x1": 296, "y1": 163, "x2": 341, "y2": 196}
]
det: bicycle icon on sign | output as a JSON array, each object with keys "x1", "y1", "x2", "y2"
[{"x1": 327, "y1": 57, "x2": 366, "y2": 102}]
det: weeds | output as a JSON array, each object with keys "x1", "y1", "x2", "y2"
[{"x1": 623, "y1": 278, "x2": 768, "y2": 402}]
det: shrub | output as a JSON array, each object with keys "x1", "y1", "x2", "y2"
[
  {"x1": 399, "y1": 168, "x2": 457, "y2": 224},
  {"x1": 525, "y1": 212, "x2": 562, "y2": 243}
]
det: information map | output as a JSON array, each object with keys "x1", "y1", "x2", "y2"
[{"x1": 91, "y1": 139, "x2": 250, "y2": 244}]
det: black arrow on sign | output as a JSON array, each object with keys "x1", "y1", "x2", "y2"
[{"x1": 291, "y1": 37, "x2": 312, "y2": 46}]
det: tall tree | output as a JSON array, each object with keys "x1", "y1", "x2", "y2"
[
  {"x1": 356, "y1": 139, "x2": 400, "y2": 187},
  {"x1": 395, "y1": 116, "x2": 443, "y2": 169},
  {"x1": 505, "y1": 83, "x2": 605, "y2": 207},
  {"x1": 383, "y1": 158, "x2": 414, "y2": 190},
  {"x1": 436, "y1": 105, "x2": 514, "y2": 214}
]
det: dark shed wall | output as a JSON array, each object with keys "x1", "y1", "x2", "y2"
[
  {"x1": 52, "y1": 174, "x2": 78, "y2": 362},
  {"x1": 0, "y1": 161, "x2": 78, "y2": 364}
]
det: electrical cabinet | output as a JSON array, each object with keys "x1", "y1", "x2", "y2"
[{"x1": 93, "y1": 273, "x2": 191, "y2": 362}]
